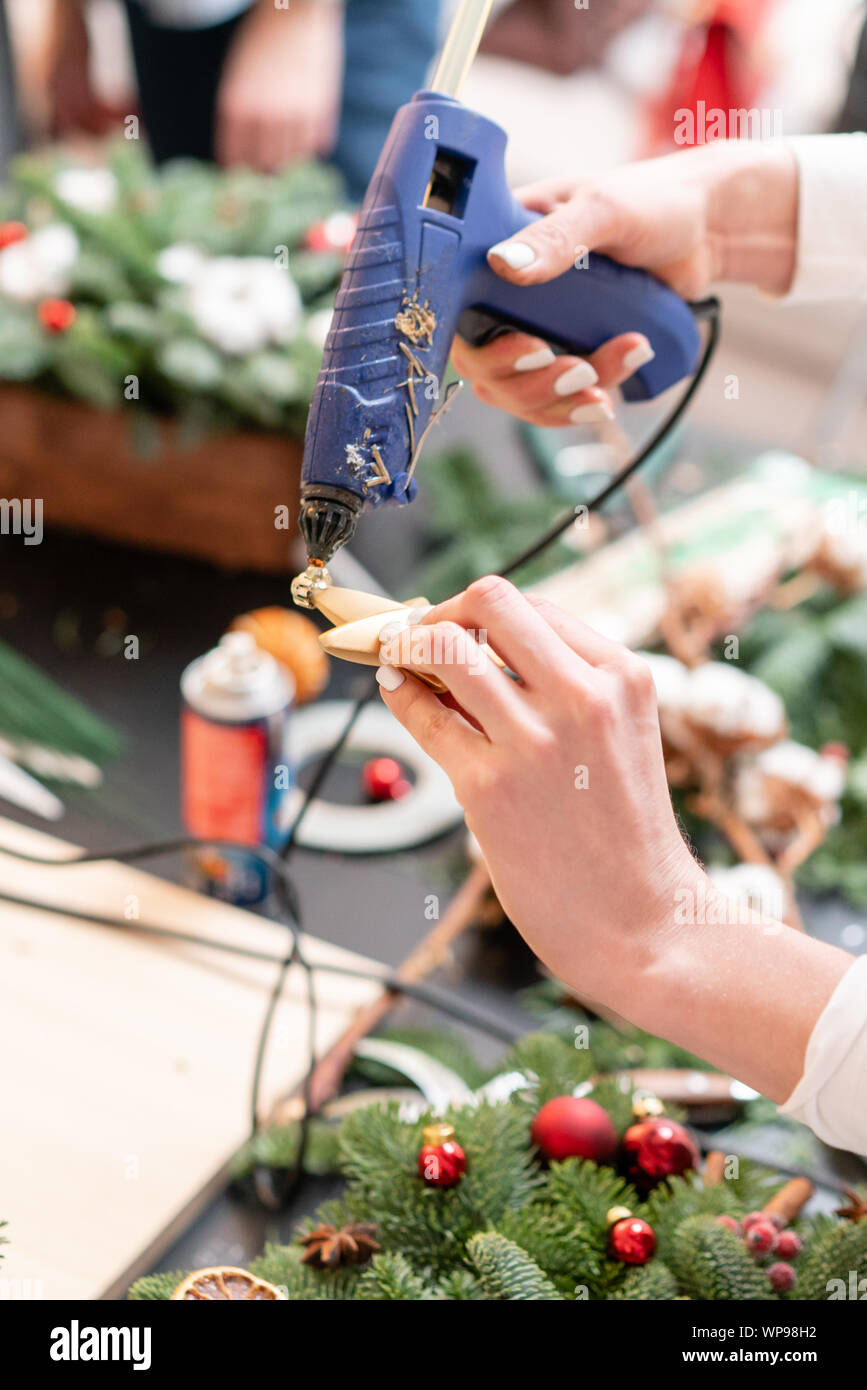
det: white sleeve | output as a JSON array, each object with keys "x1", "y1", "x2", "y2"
[
  {"x1": 778, "y1": 955, "x2": 867, "y2": 1155},
  {"x1": 782, "y1": 134, "x2": 867, "y2": 302}
]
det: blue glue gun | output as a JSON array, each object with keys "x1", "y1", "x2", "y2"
[{"x1": 297, "y1": 91, "x2": 701, "y2": 572}]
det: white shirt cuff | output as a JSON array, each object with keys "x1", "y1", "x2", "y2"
[
  {"x1": 779, "y1": 954, "x2": 867, "y2": 1154},
  {"x1": 782, "y1": 134, "x2": 867, "y2": 303}
]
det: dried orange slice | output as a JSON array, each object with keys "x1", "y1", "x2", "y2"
[{"x1": 171, "y1": 1266, "x2": 286, "y2": 1300}]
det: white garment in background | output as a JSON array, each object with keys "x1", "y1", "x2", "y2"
[
  {"x1": 780, "y1": 956, "x2": 867, "y2": 1155},
  {"x1": 137, "y1": 0, "x2": 252, "y2": 28},
  {"x1": 773, "y1": 132, "x2": 867, "y2": 1156},
  {"x1": 785, "y1": 133, "x2": 867, "y2": 302}
]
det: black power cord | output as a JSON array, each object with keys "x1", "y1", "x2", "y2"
[{"x1": 0, "y1": 299, "x2": 721, "y2": 1207}]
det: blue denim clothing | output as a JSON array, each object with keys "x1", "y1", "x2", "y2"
[{"x1": 124, "y1": 0, "x2": 442, "y2": 196}]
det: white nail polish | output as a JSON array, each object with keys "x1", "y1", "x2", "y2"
[
  {"x1": 554, "y1": 361, "x2": 599, "y2": 396},
  {"x1": 376, "y1": 665, "x2": 405, "y2": 691},
  {"x1": 405, "y1": 605, "x2": 433, "y2": 626},
  {"x1": 378, "y1": 619, "x2": 407, "y2": 643},
  {"x1": 513, "y1": 346, "x2": 556, "y2": 372},
  {"x1": 488, "y1": 240, "x2": 536, "y2": 270},
  {"x1": 569, "y1": 401, "x2": 614, "y2": 424},
  {"x1": 621, "y1": 341, "x2": 655, "y2": 373}
]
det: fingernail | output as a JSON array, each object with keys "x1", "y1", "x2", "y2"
[
  {"x1": 554, "y1": 361, "x2": 599, "y2": 396},
  {"x1": 569, "y1": 401, "x2": 614, "y2": 424},
  {"x1": 406, "y1": 605, "x2": 433, "y2": 626},
  {"x1": 378, "y1": 618, "x2": 407, "y2": 642},
  {"x1": 514, "y1": 346, "x2": 556, "y2": 372},
  {"x1": 621, "y1": 340, "x2": 655, "y2": 373},
  {"x1": 376, "y1": 665, "x2": 405, "y2": 691},
  {"x1": 488, "y1": 240, "x2": 536, "y2": 270}
]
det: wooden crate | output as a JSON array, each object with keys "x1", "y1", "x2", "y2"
[{"x1": 0, "y1": 385, "x2": 304, "y2": 573}]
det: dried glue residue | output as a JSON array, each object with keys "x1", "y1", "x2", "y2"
[{"x1": 394, "y1": 289, "x2": 436, "y2": 347}]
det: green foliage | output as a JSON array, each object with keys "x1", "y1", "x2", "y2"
[
  {"x1": 125, "y1": 1031, "x2": 865, "y2": 1303},
  {"x1": 795, "y1": 1215, "x2": 867, "y2": 1301},
  {"x1": 127, "y1": 1270, "x2": 184, "y2": 1301},
  {"x1": 348, "y1": 1027, "x2": 491, "y2": 1090},
  {"x1": 0, "y1": 143, "x2": 348, "y2": 439},
  {"x1": 611, "y1": 1261, "x2": 680, "y2": 1300},
  {"x1": 340, "y1": 1099, "x2": 540, "y2": 1275},
  {"x1": 411, "y1": 449, "x2": 570, "y2": 600},
  {"x1": 467, "y1": 1233, "x2": 562, "y2": 1300},
  {"x1": 231, "y1": 1117, "x2": 341, "y2": 1180},
  {"x1": 357, "y1": 1252, "x2": 438, "y2": 1301},
  {"x1": 670, "y1": 1217, "x2": 770, "y2": 1301}
]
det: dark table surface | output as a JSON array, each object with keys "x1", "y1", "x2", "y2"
[{"x1": 2, "y1": 401, "x2": 865, "y2": 1291}]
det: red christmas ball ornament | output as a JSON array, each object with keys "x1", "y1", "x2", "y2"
[
  {"x1": 531, "y1": 1096, "x2": 618, "y2": 1164},
  {"x1": 775, "y1": 1230, "x2": 802, "y2": 1260},
  {"x1": 715, "y1": 1215, "x2": 740, "y2": 1234},
  {"x1": 744, "y1": 1218, "x2": 778, "y2": 1256},
  {"x1": 620, "y1": 1116, "x2": 700, "y2": 1190},
  {"x1": 418, "y1": 1122, "x2": 466, "y2": 1188},
  {"x1": 362, "y1": 756, "x2": 408, "y2": 801},
  {"x1": 609, "y1": 1216, "x2": 656, "y2": 1265},
  {"x1": 0, "y1": 220, "x2": 27, "y2": 249},
  {"x1": 767, "y1": 1261, "x2": 797, "y2": 1293},
  {"x1": 38, "y1": 298, "x2": 76, "y2": 334}
]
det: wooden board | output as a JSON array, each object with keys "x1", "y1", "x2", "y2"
[{"x1": 0, "y1": 818, "x2": 383, "y2": 1301}]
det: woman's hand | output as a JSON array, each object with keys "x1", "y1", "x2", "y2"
[
  {"x1": 377, "y1": 576, "x2": 701, "y2": 1001},
  {"x1": 216, "y1": 0, "x2": 343, "y2": 172},
  {"x1": 376, "y1": 578, "x2": 851, "y2": 1101},
  {"x1": 452, "y1": 141, "x2": 798, "y2": 426}
]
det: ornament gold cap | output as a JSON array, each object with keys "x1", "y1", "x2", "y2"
[
  {"x1": 423, "y1": 1122, "x2": 455, "y2": 1146},
  {"x1": 606, "y1": 1205, "x2": 633, "y2": 1226},
  {"x1": 632, "y1": 1094, "x2": 665, "y2": 1119}
]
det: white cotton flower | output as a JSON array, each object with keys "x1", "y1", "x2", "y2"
[
  {"x1": 184, "y1": 256, "x2": 302, "y2": 355},
  {"x1": 0, "y1": 223, "x2": 78, "y2": 302},
  {"x1": 55, "y1": 167, "x2": 118, "y2": 215},
  {"x1": 755, "y1": 740, "x2": 846, "y2": 804},
  {"x1": 681, "y1": 663, "x2": 786, "y2": 742},
  {"x1": 306, "y1": 306, "x2": 335, "y2": 352},
  {"x1": 157, "y1": 242, "x2": 206, "y2": 285},
  {"x1": 707, "y1": 863, "x2": 787, "y2": 923},
  {"x1": 635, "y1": 651, "x2": 690, "y2": 713}
]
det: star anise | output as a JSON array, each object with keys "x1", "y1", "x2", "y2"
[
  {"x1": 835, "y1": 1188, "x2": 867, "y2": 1222},
  {"x1": 299, "y1": 1221, "x2": 380, "y2": 1269}
]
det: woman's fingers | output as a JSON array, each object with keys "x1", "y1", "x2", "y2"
[
  {"x1": 487, "y1": 182, "x2": 626, "y2": 285},
  {"x1": 418, "y1": 577, "x2": 591, "y2": 690},
  {"x1": 451, "y1": 330, "x2": 655, "y2": 428},
  {"x1": 375, "y1": 667, "x2": 484, "y2": 788},
  {"x1": 523, "y1": 594, "x2": 629, "y2": 668},
  {"x1": 380, "y1": 621, "x2": 523, "y2": 741}
]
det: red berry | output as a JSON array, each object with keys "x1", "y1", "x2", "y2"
[
  {"x1": 745, "y1": 1218, "x2": 778, "y2": 1255},
  {"x1": 531, "y1": 1096, "x2": 618, "y2": 1164},
  {"x1": 767, "y1": 1261, "x2": 797, "y2": 1293},
  {"x1": 362, "y1": 756, "x2": 403, "y2": 801},
  {"x1": 775, "y1": 1230, "x2": 802, "y2": 1260},
  {"x1": 715, "y1": 1215, "x2": 740, "y2": 1234},
  {"x1": 741, "y1": 1211, "x2": 765, "y2": 1231},
  {"x1": 38, "y1": 298, "x2": 76, "y2": 333},
  {"x1": 0, "y1": 220, "x2": 27, "y2": 249}
]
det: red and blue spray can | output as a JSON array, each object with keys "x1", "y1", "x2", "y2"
[{"x1": 180, "y1": 631, "x2": 294, "y2": 905}]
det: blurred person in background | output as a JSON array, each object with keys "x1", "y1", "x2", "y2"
[{"x1": 46, "y1": 0, "x2": 442, "y2": 197}]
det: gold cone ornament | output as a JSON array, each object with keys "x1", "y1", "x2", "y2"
[{"x1": 309, "y1": 584, "x2": 505, "y2": 693}]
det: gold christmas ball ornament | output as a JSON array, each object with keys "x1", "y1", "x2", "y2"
[
  {"x1": 229, "y1": 606, "x2": 328, "y2": 705},
  {"x1": 632, "y1": 1094, "x2": 665, "y2": 1120},
  {"x1": 606, "y1": 1205, "x2": 634, "y2": 1227},
  {"x1": 171, "y1": 1266, "x2": 286, "y2": 1300}
]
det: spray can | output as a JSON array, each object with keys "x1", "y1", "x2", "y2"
[{"x1": 180, "y1": 631, "x2": 294, "y2": 905}]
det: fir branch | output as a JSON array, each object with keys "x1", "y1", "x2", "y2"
[
  {"x1": 669, "y1": 1216, "x2": 770, "y2": 1301},
  {"x1": 357, "y1": 1252, "x2": 439, "y2": 1301},
  {"x1": 795, "y1": 1214, "x2": 867, "y2": 1301},
  {"x1": 467, "y1": 1233, "x2": 563, "y2": 1300},
  {"x1": 501, "y1": 1032, "x2": 595, "y2": 1108},
  {"x1": 127, "y1": 1270, "x2": 184, "y2": 1301},
  {"x1": 610, "y1": 1261, "x2": 680, "y2": 1300},
  {"x1": 250, "y1": 1243, "x2": 360, "y2": 1301}
]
